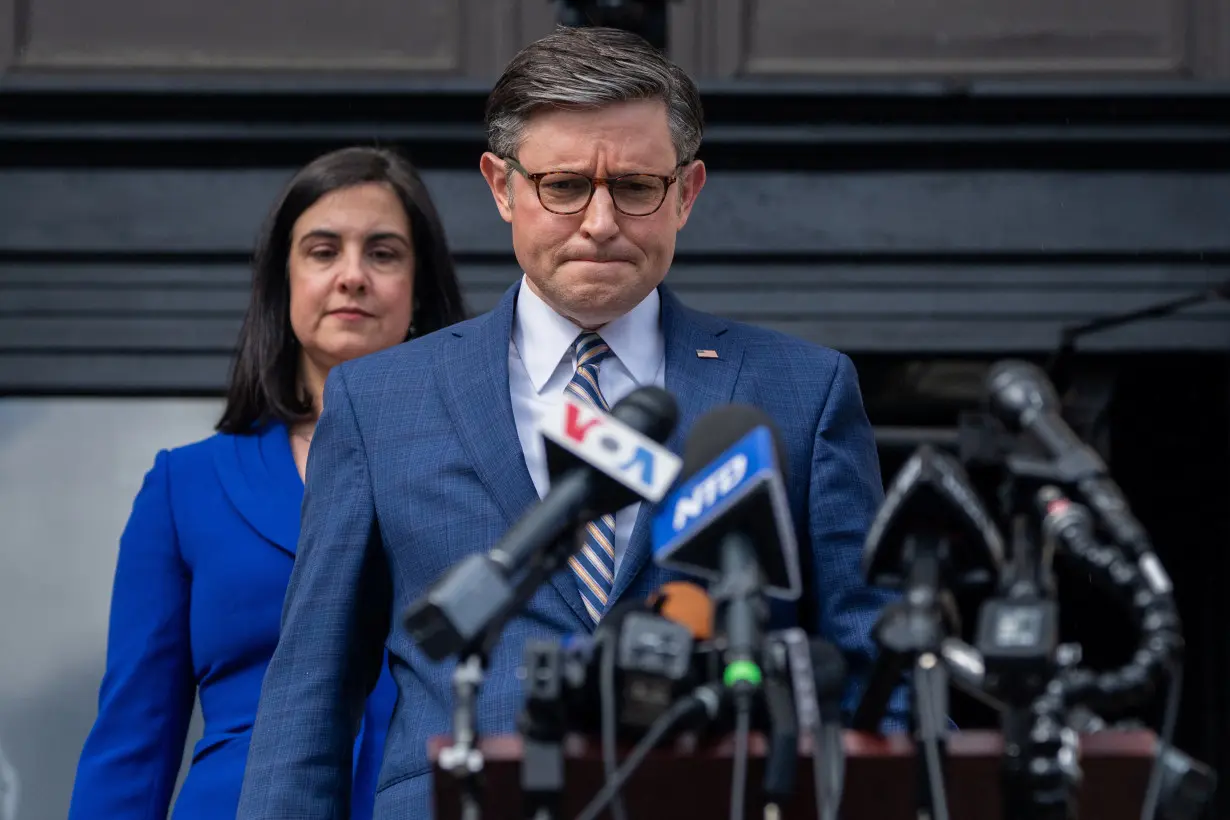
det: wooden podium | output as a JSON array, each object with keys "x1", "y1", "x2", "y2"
[{"x1": 430, "y1": 730, "x2": 1156, "y2": 820}]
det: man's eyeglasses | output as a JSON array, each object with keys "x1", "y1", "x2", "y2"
[{"x1": 504, "y1": 157, "x2": 682, "y2": 217}]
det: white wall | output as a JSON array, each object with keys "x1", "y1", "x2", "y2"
[{"x1": 0, "y1": 398, "x2": 222, "y2": 820}]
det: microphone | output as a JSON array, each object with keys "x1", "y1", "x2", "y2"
[
  {"x1": 764, "y1": 629, "x2": 848, "y2": 820},
  {"x1": 652, "y1": 406, "x2": 801, "y2": 706},
  {"x1": 651, "y1": 405, "x2": 798, "y2": 820},
  {"x1": 649, "y1": 580, "x2": 714, "y2": 641},
  {"x1": 854, "y1": 444, "x2": 1005, "y2": 733},
  {"x1": 519, "y1": 583, "x2": 715, "y2": 820},
  {"x1": 862, "y1": 444, "x2": 1006, "y2": 591},
  {"x1": 985, "y1": 361, "x2": 1168, "y2": 586},
  {"x1": 597, "y1": 597, "x2": 700, "y2": 734},
  {"x1": 596, "y1": 581, "x2": 713, "y2": 820},
  {"x1": 498, "y1": 385, "x2": 682, "y2": 572},
  {"x1": 404, "y1": 386, "x2": 682, "y2": 661},
  {"x1": 651, "y1": 405, "x2": 801, "y2": 600},
  {"x1": 525, "y1": 581, "x2": 715, "y2": 738}
]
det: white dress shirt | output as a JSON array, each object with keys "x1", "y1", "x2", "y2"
[{"x1": 508, "y1": 276, "x2": 666, "y2": 581}]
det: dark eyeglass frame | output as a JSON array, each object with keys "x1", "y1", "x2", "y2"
[{"x1": 503, "y1": 156, "x2": 685, "y2": 216}]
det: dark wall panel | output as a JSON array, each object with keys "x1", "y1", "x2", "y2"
[
  {"x1": 7, "y1": 0, "x2": 1230, "y2": 79},
  {"x1": 7, "y1": 0, "x2": 562, "y2": 77},
  {"x1": 1194, "y1": 0, "x2": 1230, "y2": 76},
  {"x1": 0, "y1": 354, "x2": 231, "y2": 391},
  {"x1": 1, "y1": 253, "x2": 1226, "y2": 393},
  {"x1": 24, "y1": 0, "x2": 458, "y2": 70},
  {"x1": 5, "y1": 168, "x2": 1230, "y2": 255},
  {"x1": 1, "y1": 86, "x2": 1229, "y2": 393},
  {"x1": 712, "y1": 0, "x2": 1189, "y2": 76},
  {"x1": 0, "y1": 0, "x2": 13, "y2": 71}
]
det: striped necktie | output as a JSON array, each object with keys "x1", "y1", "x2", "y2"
[{"x1": 566, "y1": 332, "x2": 617, "y2": 624}]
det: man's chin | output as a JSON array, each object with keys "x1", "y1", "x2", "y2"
[{"x1": 554, "y1": 282, "x2": 647, "y2": 329}]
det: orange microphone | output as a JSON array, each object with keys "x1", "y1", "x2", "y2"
[{"x1": 649, "y1": 580, "x2": 713, "y2": 641}]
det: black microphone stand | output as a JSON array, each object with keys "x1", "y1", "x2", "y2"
[
  {"x1": 969, "y1": 434, "x2": 1081, "y2": 820},
  {"x1": 711, "y1": 532, "x2": 771, "y2": 820},
  {"x1": 518, "y1": 641, "x2": 569, "y2": 820},
  {"x1": 436, "y1": 532, "x2": 584, "y2": 820},
  {"x1": 438, "y1": 649, "x2": 488, "y2": 820},
  {"x1": 960, "y1": 388, "x2": 1191, "y2": 820},
  {"x1": 853, "y1": 533, "x2": 954, "y2": 820},
  {"x1": 975, "y1": 518, "x2": 1070, "y2": 820}
]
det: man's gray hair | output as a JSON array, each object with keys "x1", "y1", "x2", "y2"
[{"x1": 485, "y1": 26, "x2": 704, "y2": 165}]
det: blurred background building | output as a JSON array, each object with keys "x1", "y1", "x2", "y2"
[{"x1": 1, "y1": 1, "x2": 1228, "y2": 817}]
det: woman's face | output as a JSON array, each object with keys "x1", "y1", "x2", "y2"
[{"x1": 288, "y1": 182, "x2": 416, "y2": 372}]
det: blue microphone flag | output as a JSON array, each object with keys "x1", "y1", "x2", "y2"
[{"x1": 651, "y1": 425, "x2": 801, "y2": 600}]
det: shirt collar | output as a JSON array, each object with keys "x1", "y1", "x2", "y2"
[{"x1": 511, "y1": 276, "x2": 664, "y2": 394}]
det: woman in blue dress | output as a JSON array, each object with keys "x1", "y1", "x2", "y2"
[{"x1": 68, "y1": 146, "x2": 467, "y2": 820}]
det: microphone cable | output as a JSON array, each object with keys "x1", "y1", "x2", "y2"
[
  {"x1": 599, "y1": 629, "x2": 627, "y2": 820},
  {"x1": 766, "y1": 631, "x2": 842, "y2": 820},
  {"x1": 729, "y1": 698, "x2": 751, "y2": 820},
  {"x1": 914, "y1": 667, "x2": 952, "y2": 820},
  {"x1": 1140, "y1": 661, "x2": 1183, "y2": 820},
  {"x1": 810, "y1": 639, "x2": 849, "y2": 820},
  {"x1": 573, "y1": 684, "x2": 724, "y2": 820},
  {"x1": 815, "y1": 720, "x2": 844, "y2": 820}
]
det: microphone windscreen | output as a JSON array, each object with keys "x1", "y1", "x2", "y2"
[
  {"x1": 985, "y1": 359, "x2": 1061, "y2": 421},
  {"x1": 610, "y1": 385, "x2": 679, "y2": 443},
  {"x1": 680, "y1": 404, "x2": 789, "y2": 484},
  {"x1": 650, "y1": 581, "x2": 713, "y2": 640}
]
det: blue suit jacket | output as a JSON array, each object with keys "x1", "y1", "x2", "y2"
[
  {"x1": 238, "y1": 284, "x2": 905, "y2": 819},
  {"x1": 69, "y1": 422, "x2": 397, "y2": 820}
]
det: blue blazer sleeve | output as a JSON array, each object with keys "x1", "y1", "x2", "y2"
[
  {"x1": 239, "y1": 366, "x2": 392, "y2": 818},
  {"x1": 807, "y1": 354, "x2": 911, "y2": 729},
  {"x1": 69, "y1": 450, "x2": 196, "y2": 819}
]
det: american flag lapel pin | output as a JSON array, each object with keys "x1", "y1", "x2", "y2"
[{"x1": 696, "y1": 349, "x2": 719, "y2": 359}]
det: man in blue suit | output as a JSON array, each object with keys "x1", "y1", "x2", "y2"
[{"x1": 239, "y1": 25, "x2": 905, "y2": 819}]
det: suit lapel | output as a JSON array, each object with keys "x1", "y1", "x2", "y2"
[
  {"x1": 435, "y1": 283, "x2": 592, "y2": 626},
  {"x1": 608, "y1": 286, "x2": 745, "y2": 606},
  {"x1": 212, "y1": 421, "x2": 303, "y2": 556}
]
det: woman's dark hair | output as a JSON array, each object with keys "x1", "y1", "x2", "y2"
[{"x1": 217, "y1": 146, "x2": 467, "y2": 434}]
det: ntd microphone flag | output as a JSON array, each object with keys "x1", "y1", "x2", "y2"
[
  {"x1": 651, "y1": 421, "x2": 802, "y2": 600},
  {"x1": 540, "y1": 393, "x2": 682, "y2": 504}
]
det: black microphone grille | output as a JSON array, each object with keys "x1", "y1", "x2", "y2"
[
  {"x1": 680, "y1": 404, "x2": 789, "y2": 484},
  {"x1": 592, "y1": 597, "x2": 655, "y2": 644},
  {"x1": 985, "y1": 359, "x2": 1060, "y2": 425},
  {"x1": 610, "y1": 385, "x2": 678, "y2": 443}
]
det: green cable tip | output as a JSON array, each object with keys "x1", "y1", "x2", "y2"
[{"x1": 724, "y1": 660, "x2": 763, "y2": 687}]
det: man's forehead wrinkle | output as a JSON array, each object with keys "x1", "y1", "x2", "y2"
[{"x1": 518, "y1": 135, "x2": 672, "y2": 174}]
